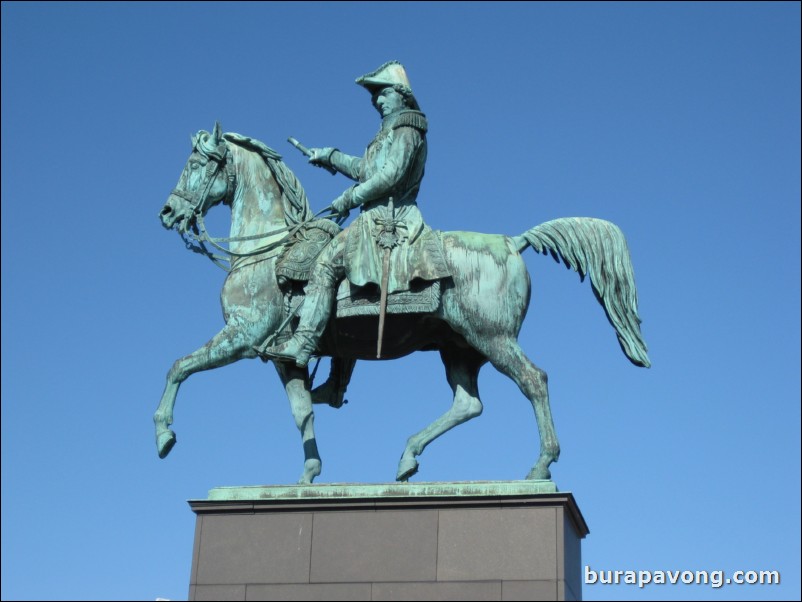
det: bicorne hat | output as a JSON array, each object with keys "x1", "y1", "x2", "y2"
[{"x1": 355, "y1": 61, "x2": 420, "y2": 110}]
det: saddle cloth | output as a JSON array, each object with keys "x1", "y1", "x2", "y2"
[
  {"x1": 276, "y1": 219, "x2": 442, "y2": 320},
  {"x1": 335, "y1": 279, "x2": 441, "y2": 318}
]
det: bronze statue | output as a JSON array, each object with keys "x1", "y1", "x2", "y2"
[{"x1": 154, "y1": 61, "x2": 649, "y2": 484}]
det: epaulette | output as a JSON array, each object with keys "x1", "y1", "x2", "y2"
[
  {"x1": 389, "y1": 110, "x2": 428, "y2": 133},
  {"x1": 224, "y1": 132, "x2": 283, "y2": 162}
]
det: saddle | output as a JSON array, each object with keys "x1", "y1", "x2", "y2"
[{"x1": 276, "y1": 219, "x2": 442, "y2": 320}]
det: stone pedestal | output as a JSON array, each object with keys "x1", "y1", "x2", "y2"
[{"x1": 188, "y1": 481, "x2": 588, "y2": 601}]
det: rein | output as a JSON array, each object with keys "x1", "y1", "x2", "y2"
[{"x1": 186, "y1": 206, "x2": 336, "y2": 272}]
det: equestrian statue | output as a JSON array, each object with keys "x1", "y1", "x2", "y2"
[{"x1": 154, "y1": 61, "x2": 650, "y2": 484}]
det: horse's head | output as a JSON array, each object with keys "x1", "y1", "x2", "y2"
[{"x1": 160, "y1": 122, "x2": 231, "y2": 233}]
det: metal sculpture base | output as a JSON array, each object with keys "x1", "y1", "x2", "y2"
[{"x1": 188, "y1": 481, "x2": 588, "y2": 601}]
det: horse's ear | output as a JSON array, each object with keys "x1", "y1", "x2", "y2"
[
  {"x1": 191, "y1": 133, "x2": 198, "y2": 149},
  {"x1": 211, "y1": 121, "x2": 223, "y2": 145}
]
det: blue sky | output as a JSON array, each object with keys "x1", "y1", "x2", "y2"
[{"x1": 2, "y1": 2, "x2": 799, "y2": 600}]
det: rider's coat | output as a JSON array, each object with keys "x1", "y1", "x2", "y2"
[{"x1": 331, "y1": 109, "x2": 450, "y2": 293}]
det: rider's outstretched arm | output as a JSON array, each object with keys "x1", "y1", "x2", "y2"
[
  {"x1": 328, "y1": 150, "x2": 362, "y2": 181},
  {"x1": 309, "y1": 147, "x2": 363, "y2": 181}
]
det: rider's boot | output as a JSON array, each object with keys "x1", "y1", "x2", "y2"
[{"x1": 259, "y1": 264, "x2": 336, "y2": 367}]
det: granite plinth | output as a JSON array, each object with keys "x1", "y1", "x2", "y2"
[{"x1": 188, "y1": 481, "x2": 588, "y2": 601}]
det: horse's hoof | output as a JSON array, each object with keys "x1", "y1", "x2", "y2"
[
  {"x1": 396, "y1": 457, "x2": 419, "y2": 482},
  {"x1": 526, "y1": 466, "x2": 551, "y2": 480},
  {"x1": 157, "y1": 430, "x2": 177, "y2": 459},
  {"x1": 298, "y1": 458, "x2": 321, "y2": 484}
]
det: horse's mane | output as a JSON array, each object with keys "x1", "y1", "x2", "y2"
[{"x1": 223, "y1": 132, "x2": 313, "y2": 227}]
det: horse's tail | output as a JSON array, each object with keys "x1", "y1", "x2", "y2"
[{"x1": 513, "y1": 218, "x2": 650, "y2": 368}]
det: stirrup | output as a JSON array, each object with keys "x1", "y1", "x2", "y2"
[{"x1": 258, "y1": 336, "x2": 315, "y2": 367}]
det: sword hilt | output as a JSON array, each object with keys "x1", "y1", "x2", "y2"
[{"x1": 287, "y1": 137, "x2": 336, "y2": 175}]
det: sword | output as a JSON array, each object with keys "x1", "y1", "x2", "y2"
[
  {"x1": 376, "y1": 198, "x2": 394, "y2": 359},
  {"x1": 287, "y1": 137, "x2": 337, "y2": 175}
]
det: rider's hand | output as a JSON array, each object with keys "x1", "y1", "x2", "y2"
[
  {"x1": 332, "y1": 188, "x2": 358, "y2": 222},
  {"x1": 332, "y1": 193, "x2": 351, "y2": 219},
  {"x1": 308, "y1": 147, "x2": 336, "y2": 169}
]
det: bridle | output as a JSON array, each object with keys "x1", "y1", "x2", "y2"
[
  {"x1": 170, "y1": 137, "x2": 233, "y2": 220},
  {"x1": 172, "y1": 136, "x2": 334, "y2": 272}
]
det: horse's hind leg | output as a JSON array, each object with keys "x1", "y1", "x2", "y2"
[
  {"x1": 397, "y1": 347, "x2": 486, "y2": 481},
  {"x1": 153, "y1": 319, "x2": 262, "y2": 459},
  {"x1": 274, "y1": 362, "x2": 322, "y2": 484},
  {"x1": 473, "y1": 336, "x2": 559, "y2": 480}
]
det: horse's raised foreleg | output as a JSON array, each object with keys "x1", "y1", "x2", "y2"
[
  {"x1": 153, "y1": 318, "x2": 263, "y2": 459},
  {"x1": 397, "y1": 347, "x2": 486, "y2": 481},
  {"x1": 474, "y1": 336, "x2": 559, "y2": 480},
  {"x1": 274, "y1": 362, "x2": 322, "y2": 484}
]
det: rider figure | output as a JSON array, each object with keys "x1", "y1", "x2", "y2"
[{"x1": 260, "y1": 60, "x2": 449, "y2": 366}]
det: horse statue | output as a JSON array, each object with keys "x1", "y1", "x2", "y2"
[{"x1": 155, "y1": 123, "x2": 650, "y2": 484}]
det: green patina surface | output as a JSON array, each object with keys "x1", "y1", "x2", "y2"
[
  {"x1": 205, "y1": 480, "x2": 559, "y2": 501},
  {"x1": 156, "y1": 61, "x2": 650, "y2": 486}
]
